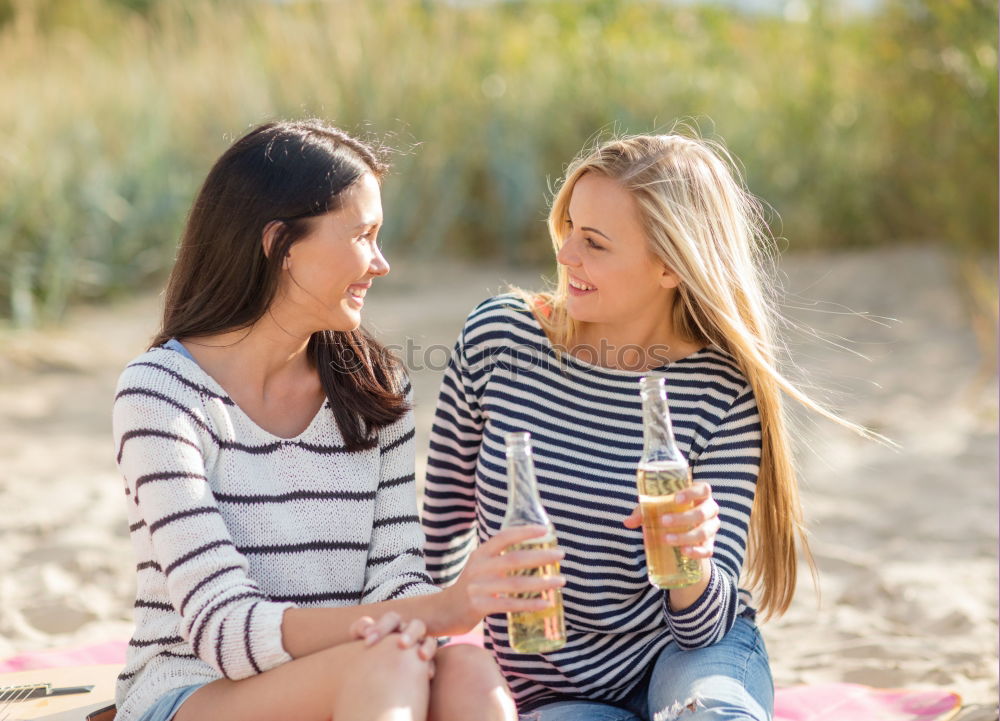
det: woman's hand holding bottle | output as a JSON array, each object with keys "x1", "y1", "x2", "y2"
[
  {"x1": 623, "y1": 481, "x2": 721, "y2": 559},
  {"x1": 440, "y1": 524, "x2": 566, "y2": 636}
]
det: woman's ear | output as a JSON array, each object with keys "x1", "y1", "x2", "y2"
[
  {"x1": 262, "y1": 220, "x2": 289, "y2": 268},
  {"x1": 659, "y1": 264, "x2": 681, "y2": 289}
]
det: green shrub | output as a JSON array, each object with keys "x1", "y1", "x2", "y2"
[{"x1": 0, "y1": 0, "x2": 995, "y2": 324}]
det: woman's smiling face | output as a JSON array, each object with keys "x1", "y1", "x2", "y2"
[
  {"x1": 274, "y1": 172, "x2": 389, "y2": 333},
  {"x1": 557, "y1": 171, "x2": 678, "y2": 329}
]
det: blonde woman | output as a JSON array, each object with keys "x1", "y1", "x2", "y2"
[{"x1": 420, "y1": 133, "x2": 866, "y2": 720}]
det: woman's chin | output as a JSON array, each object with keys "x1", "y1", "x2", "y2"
[
  {"x1": 333, "y1": 308, "x2": 363, "y2": 332},
  {"x1": 306, "y1": 313, "x2": 361, "y2": 335},
  {"x1": 564, "y1": 299, "x2": 597, "y2": 324}
]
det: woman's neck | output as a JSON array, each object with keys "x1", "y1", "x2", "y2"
[
  {"x1": 569, "y1": 317, "x2": 703, "y2": 370},
  {"x1": 180, "y1": 313, "x2": 316, "y2": 401}
]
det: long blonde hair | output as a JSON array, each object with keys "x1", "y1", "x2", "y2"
[{"x1": 522, "y1": 130, "x2": 881, "y2": 619}]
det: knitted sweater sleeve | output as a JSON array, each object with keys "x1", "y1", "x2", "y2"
[
  {"x1": 663, "y1": 384, "x2": 761, "y2": 649},
  {"x1": 361, "y1": 384, "x2": 439, "y2": 603},
  {"x1": 113, "y1": 376, "x2": 293, "y2": 680},
  {"x1": 421, "y1": 320, "x2": 484, "y2": 587}
]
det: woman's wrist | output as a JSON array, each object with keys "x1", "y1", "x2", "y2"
[
  {"x1": 428, "y1": 585, "x2": 465, "y2": 637},
  {"x1": 666, "y1": 558, "x2": 713, "y2": 612}
]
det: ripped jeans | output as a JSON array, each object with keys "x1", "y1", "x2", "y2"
[{"x1": 520, "y1": 616, "x2": 773, "y2": 721}]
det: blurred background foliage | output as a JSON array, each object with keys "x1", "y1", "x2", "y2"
[{"x1": 0, "y1": 0, "x2": 996, "y2": 325}]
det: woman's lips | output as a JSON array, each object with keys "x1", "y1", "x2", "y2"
[
  {"x1": 568, "y1": 276, "x2": 596, "y2": 296},
  {"x1": 346, "y1": 282, "x2": 371, "y2": 306}
]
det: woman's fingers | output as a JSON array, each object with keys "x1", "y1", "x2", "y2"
[
  {"x1": 418, "y1": 635, "x2": 438, "y2": 662},
  {"x1": 652, "y1": 482, "x2": 720, "y2": 555},
  {"x1": 449, "y1": 527, "x2": 562, "y2": 630},
  {"x1": 661, "y1": 497, "x2": 719, "y2": 531},
  {"x1": 349, "y1": 615, "x2": 376, "y2": 640},
  {"x1": 660, "y1": 483, "x2": 717, "y2": 531},
  {"x1": 397, "y1": 618, "x2": 428, "y2": 648},
  {"x1": 667, "y1": 515, "x2": 722, "y2": 548},
  {"x1": 362, "y1": 613, "x2": 437, "y2": 653},
  {"x1": 359, "y1": 614, "x2": 437, "y2": 656},
  {"x1": 470, "y1": 572, "x2": 566, "y2": 598},
  {"x1": 362, "y1": 611, "x2": 404, "y2": 646},
  {"x1": 493, "y1": 546, "x2": 564, "y2": 572},
  {"x1": 675, "y1": 482, "x2": 712, "y2": 505},
  {"x1": 466, "y1": 538, "x2": 563, "y2": 580},
  {"x1": 460, "y1": 569, "x2": 566, "y2": 617},
  {"x1": 681, "y1": 541, "x2": 716, "y2": 559},
  {"x1": 467, "y1": 591, "x2": 560, "y2": 614},
  {"x1": 478, "y1": 524, "x2": 553, "y2": 557},
  {"x1": 626, "y1": 484, "x2": 715, "y2": 531},
  {"x1": 452, "y1": 529, "x2": 567, "y2": 620}
]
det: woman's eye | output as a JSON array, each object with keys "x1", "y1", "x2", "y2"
[
  {"x1": 585, "y1": 237, "x2": 604, "y2": 250},
  {"x1": 565, "y1": 218, "x2": 573, "y2": 228}
]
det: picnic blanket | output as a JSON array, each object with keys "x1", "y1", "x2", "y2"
[{"x1": 0, "y1": 640, "x2": 973, "y2": 721}]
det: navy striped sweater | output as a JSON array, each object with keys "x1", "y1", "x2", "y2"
[
  {"x1": 421, "y1": 295, "x2": 761, "y2": 711},
  {"x1": 111, "y1": 346, "x2": 436, "y2": 721}
]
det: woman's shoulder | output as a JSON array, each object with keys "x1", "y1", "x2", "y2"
[
  {"x1": 115, "y1": 345, "x2": 228, "y2": 406},
  {"x1": 117, "y1": 345, "x2": 181, "y2": 386},
  {"x1": 669, "y1": 345, "x2": 753, "y2": 398},
  {"x1": 461, "y1": 292, "x2": 546, "y2": 343},
  {"x1": 466, "y1": 292, "x2": 531, "y2": 320}
]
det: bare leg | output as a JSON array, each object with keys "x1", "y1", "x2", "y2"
[
  {"x1": 428, "y1": 644, "x2": 516, "y2": 721},
  {"x1": 175, "y1": 635, "x2": 432, "y2": 721}
]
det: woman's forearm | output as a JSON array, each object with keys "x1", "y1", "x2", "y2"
[{"x1": 280, "y1": 587, "x2": 462, "y2": 659}]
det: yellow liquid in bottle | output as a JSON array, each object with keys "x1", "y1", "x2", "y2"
[
  {"x1": 637, "y1": 465, "x2": 702, "y2": 589},
  {"x1": 504, "y1": 535, "x2": 567, "y2": 653}
]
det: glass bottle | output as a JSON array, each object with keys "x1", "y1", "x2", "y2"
[
  {"x1": 501, "y1": 431, "x2": 567, "y2": 653},
  {"x1": 636, "y1": 376, "x2": 702, "y2": 589}
]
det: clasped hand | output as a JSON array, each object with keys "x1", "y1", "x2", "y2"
[{"x1": 349, "y1": 611, "x2": 438, "y2": 667}]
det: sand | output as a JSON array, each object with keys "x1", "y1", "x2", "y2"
[{"x1": 0, "y1": 245, "x2": 996, "y2": 707}]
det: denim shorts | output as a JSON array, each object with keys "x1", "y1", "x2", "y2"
[
  {"x1": 136, "y1": 684, "x2": 205, "y2": 721},
  {"x1": 520, "y1": 616, "x2": 774, "y2": 721}
]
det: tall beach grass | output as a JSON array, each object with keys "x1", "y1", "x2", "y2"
[{"x1": 0, "y1": 0, "x2": 996, "y2": 324}]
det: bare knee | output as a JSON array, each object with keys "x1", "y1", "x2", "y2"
[
  {"x1": 342, "y1": 636, "x2": 431, "y2": 688},
  {"x1": 175, "y1": 639, "x2": 431, "y2": 721},
  {"x1": 434, "y1": 644, "x2": 505, "y2": 689},
  {"x1": 325, "y1": 638, "x2": 430, "y2": 721},
  {"x1": 430, "y1": 644, "x2": 514, "y2": 720}
]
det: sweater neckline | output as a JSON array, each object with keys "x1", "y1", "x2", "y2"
[
  {"x1": 511, "y1": 298, "x2": 717, "y2": 378},
  {"x1": 157, "y1": 344, "x2": 330, "y2": 443}
]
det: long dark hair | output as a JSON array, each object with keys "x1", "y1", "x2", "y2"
[{"x1": 151, "y1": 119, "x2": 407, "y2": 451}]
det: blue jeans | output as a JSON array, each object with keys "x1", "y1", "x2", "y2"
[
  {"x1": 136, "y1": 684, "x2": 205, "y2": 721},
  {"x1": 520, "y1": 616, "x2": 773, "y2": 721}
]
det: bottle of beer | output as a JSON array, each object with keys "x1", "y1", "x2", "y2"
[
  {"x1": 637, "y1": 376, "x2": 702, "y2": 589},
  {"x1": 502, "y1": 431, "x2": 566, "y2": 653}
]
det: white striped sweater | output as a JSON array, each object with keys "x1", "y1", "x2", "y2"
[
  {"x1": 421, "y1": 295, "x2": 761, "y2": 712},
  {"x1": 112, "y1": 346, "x2": 436, "y2": 721}
]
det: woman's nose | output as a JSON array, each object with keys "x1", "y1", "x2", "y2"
[
  {"x1": 556, "y1": 234, "x2": 580, "y2": 267},
  {"x1": 370, "y1": 245, "x2": 390, "y2": 276}
]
